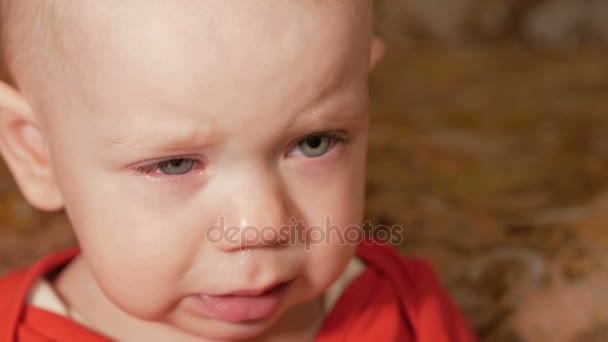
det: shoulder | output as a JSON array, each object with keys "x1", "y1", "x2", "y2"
[
  {"x1": 356, "y1": 242, "x2": 477, "y2": 341},
  {"x1": 355, "y1": 242, "x2": 440, "y2": 288},
  {"x1": 0, "y1": 249, "x2": 79, "y2": 332},
  {"x1": 0, "y1": 267, "x2": 31, "y2": 312},
  {"x1": 356, "y1": 243, "x2": 447, "y2": 305},
  {"x1": 0, "y1": 266, "x2": 35, "y2": 339}
]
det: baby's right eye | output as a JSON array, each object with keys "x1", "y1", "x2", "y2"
[
  {"x1": 134, "y1": 157, "x2": 201, "y2": 178},
  {"x1": 158, "y1": 158, "x2": 195, "y2": 175}
]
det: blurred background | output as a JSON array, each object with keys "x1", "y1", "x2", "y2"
[{"x1": 2, "y1": 1, "x2": 608, "y2": 341}]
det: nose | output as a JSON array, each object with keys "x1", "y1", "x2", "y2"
[{"x1": 211, "y1": 171, "x2": 291, "y2": 252}]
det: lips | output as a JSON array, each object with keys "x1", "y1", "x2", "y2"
[
  {"x1": 192, "y1": 280, "x2": 294, "y2": 323},
  {"x1": 227, "y1": 281, "x2": 290, "y2": 296}
]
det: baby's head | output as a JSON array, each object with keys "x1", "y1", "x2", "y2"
[{"x1": 0, "y1": 1, "x2": 384, "y2": 340}]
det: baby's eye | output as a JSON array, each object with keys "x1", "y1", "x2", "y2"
[
  {"x1": 289, "y1": 132, "x2": 347, "y2": 158},
  {"x1": 158, "y1": 158, "x2": 195, "y2": 175},
  {"x1": 298, "y1": 135, "x2": 331, "y2": 158},
  {"x1": 134, "y1": 157, "x2": 199, "y2": 177}
]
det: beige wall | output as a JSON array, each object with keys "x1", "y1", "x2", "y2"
[{"x1": 376, "y1": 0, "x2": 608, "y2": 47}]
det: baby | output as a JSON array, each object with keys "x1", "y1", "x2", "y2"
[{"x1": 0, "y1": 1, "x2": 476, "y2": 341}]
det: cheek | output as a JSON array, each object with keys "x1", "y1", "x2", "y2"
[
  {"x1": 294, "y1": 183, "x2": 362, "y2": 299},
  {"x1": 298, "y1": 243, "x2": 357, "y2": 303},
  {"x1": 288, "y1": 146, "x2": 366, "y2": 301},
  {"x1": 56, "y1": 169, "x2": 207, "y2": 319},
  {"x1": 69, "y1": 201, "x2": 197, "y2": 319},
  {"x1": 289, "y1": 155, "x2": 366, "y2": 224}
]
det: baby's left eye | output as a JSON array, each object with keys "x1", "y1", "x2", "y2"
[
  {"x1": 298, "y1": 135, "x2": 331, "y2": 158},
  {"x1": 289, "y1": 132, "x2": 347, "y2": 158}
]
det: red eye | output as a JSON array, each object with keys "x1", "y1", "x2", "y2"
[
  {"x1": 158, "y1": 158, "x2": 195, "y2": 175},
  {"x1": 134, "y1": 157, "x2": 200, "y2": 177}
]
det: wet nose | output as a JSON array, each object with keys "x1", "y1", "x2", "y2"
[{"x1": 211, "y1": 172, "x2": 291, "y2": 252}]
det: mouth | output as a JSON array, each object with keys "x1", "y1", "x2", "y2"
[
  {"x1": 225, "y1": 280, "x2": 293, "y2": 297},
  {"x1": 192, "y1": 279, "x2": 295, "y2": 323}
]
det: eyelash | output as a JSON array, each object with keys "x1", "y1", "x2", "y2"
[{"x1": 132, "y1": 131, "x2": 350, "y2": 178}]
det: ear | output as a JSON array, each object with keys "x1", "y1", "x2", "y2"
[
  {"x1": 369, "y1": 36, "x2": 386, "y2": 70},
  {"x1": 0, "y1": 81, "x2": 64, "y2": 211}
]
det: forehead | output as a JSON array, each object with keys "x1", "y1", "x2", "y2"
[{"x1": 42, "y1": 1, "x2": 372, "y2": 134}]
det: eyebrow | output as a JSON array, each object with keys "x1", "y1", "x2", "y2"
[
  {"x1": 282, "y1": 95, "x2": 368, "y2": 133},
  {"x1": 291, "y1": 108, "x2": 365, "y2": 136},
  {"x1": 98, "y1": 123, "x2": 216, "y2": 155}
]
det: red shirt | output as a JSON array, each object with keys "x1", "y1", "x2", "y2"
[{"x1": 0, "y1": 243, "x2": 476, "y2": 341}]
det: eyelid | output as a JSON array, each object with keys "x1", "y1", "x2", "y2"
[{"x1": 295, "y1": 130, "x2": 349, "y2": 144}]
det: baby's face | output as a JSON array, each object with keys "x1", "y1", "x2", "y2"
[{"x1": 31, "y1": 1, "x2": 376, "y2": 339}]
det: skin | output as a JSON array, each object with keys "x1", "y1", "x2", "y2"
[{"x1": 0, "y1": 1, "x2": 385, "y2": 340}]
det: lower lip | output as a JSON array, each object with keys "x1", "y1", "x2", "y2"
[{"x1": 192, "y1": 281, "x2": 292, "y2": 323}]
